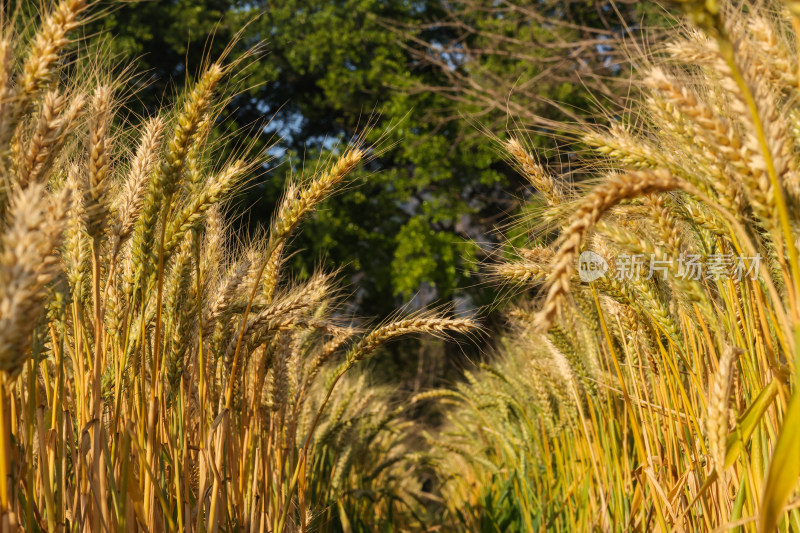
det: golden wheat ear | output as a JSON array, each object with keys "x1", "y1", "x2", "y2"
[
  {"x1": 345, "y1": 312, "x2": 477, "y2": 366},
  {"x1": 0, "y1": 183, "x2": 69, "y2": 374},
  {"x1": 130, "y1": 63, "x2": 226, "y2": 287},
  {"x1": 504, "y1": 136, "x2": 561, "y2": 204},
  {"x1": 534, "y1": 169, "x2": 683, "y2": 333},
  {"x1": 0, "y1": 0, "x2": 90, "y2": 156},
  {"x1": 109, "y1": 116, "x2": 166, "y2": 261},
  {"x1": 84, "y1": 85, "x2": 113, "y2": 238}
]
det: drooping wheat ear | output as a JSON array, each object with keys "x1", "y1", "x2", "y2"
[
  {"x1": 707, "y1": 345, "x2": 742, "y2": 472},
  {"x1": 0, "y1": 184, "x2": 69, "y2": 374},
  {"x1": 224, "y1": 272, "x2": 335, "y2": 362},
  {"x1": 645, "y1": 92, "x2": 744, "y2": 213},
  {"x1": 681, "y1": 200, "x2": 729, "y2": 236},
  {"x1": 595, "y1": 269, "x2": 681, "y2": 350},
  {"x1": 645, "y1": 67, "x2": 771, "y2": 219},
  {"x1": 85, "y1": 85, "x2": 113, "y2": 236},
  {"x1": 504, "y1": 137, "x2": 560, "y2": 203},
  {"x1": 410, "y1": 388, "x2": 463, "y2": 404},
  {"x1": 489, "y1": 260, "x2": 550, "y2": 284},
  {"x1": 17, "y1": 91, "x2": 85, "y2": 187},
  {"x1": 664, "y1": 33, "x2": 722, "y2": 67},
  {"x1": 534, "y1": 169, "x2": 682, "y2": 333},
  {"x1": 110, "y1": 116, "x2": 166, "y2": 258},
  {"x1": 599, "y1": 220, "x2": 712, "y2": 317},
  {"x1": 518, "y1": 246, "x2": 555, "y2": 262},
  {"x1": 346, "y1": 314, "x2": 476, "y2": 364}
]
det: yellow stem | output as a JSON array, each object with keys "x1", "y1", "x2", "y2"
[{"x1": 0, "y1": 377, "x2": 8, "y2": 512}]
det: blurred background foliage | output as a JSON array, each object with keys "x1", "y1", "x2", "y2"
[{"x1": 87, "y1": 0, "x2": 661, "y2": 381}]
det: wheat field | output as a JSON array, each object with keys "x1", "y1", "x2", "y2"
[
  {"x1": 0, "y1": 1, "x2": 477, "y2": 531},
  {"x1": 3, "y1": 0, "x2": 800, "y2": 531},
  {"x1": 425, "y1": 1, "x2": 800, "y2": 530}
]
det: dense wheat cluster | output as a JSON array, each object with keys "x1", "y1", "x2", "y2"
[
  {"x1": 413, "y1": 1, "x2": 800, "y2": 531},
  {"x1": 0, "y1": 1, "x2": 477, "y2": 531}
]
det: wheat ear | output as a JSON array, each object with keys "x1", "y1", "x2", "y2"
[
  {"x1": 534, "y1": 169, "x2": 683, "y2": 332},
  {"x1": 0, "y1": 0, "x2": 88, "y2": 152},
  {"x1": 0, "y1": 184, "x2": 69, "y2": 373},
  {"x1": 707, "y1": 345, "x2": 742, "y2": 472},
  {"x1": 110, "y1": 116, "x2": 166, "y2": 259},
  {"x1": 346, "y1": 315, "x2": 476, "y2": 365},
  {"x1": 504, "y1": 137, "x2": 560, "y2": 203},
  {"x1": 85, "y1": 85, "x2": 113, "y2": 236}
]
